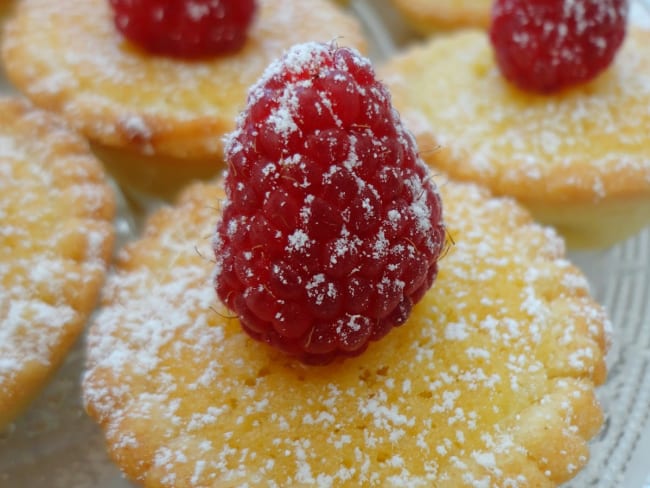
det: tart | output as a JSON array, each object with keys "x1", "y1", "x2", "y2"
[
  {"x1": 381, "y1": 28, "x2": 650, "y2": 248},
  {"x1": 0, "y1": 0, "x2": 367, "y2": 200},
  {"x1": 83, "y1": 178, "x2": 607, "y2": 486},
  {"x1": 0, "y1": 98, "x2": 114, "y2": 430}
]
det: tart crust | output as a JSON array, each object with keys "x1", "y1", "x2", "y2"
[{"x1": 390, "y1": 0, "x2": 491, "y2": 34}]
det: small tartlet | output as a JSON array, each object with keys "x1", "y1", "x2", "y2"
[
  {"x1": 1, "y1": 0, "x2": 368, "y2": 199},
  {"x1": 381, "y1": 28, "x2": 650, "y2": 248},
  {"x1": 83, "y1": 178, "x2": 607, "y2": 486}
]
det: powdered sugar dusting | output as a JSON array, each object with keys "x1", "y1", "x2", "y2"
[
  {"x1": 0, "y1": 99, "x2": 114, "y2": 419},
  {"x1": 84, "y1": 178, "x2": 608, "y2": 486},
  {"x1": 1, "y1": 0, "x2": 366, "y2": 158},
  {"x1": 504, "y1": 0, "x2": 628, "y2": 55},
  {"x1": 186, "y1": 1, "x2": 212, "y2": 21},
  {"x1": 383, "y1": 27, "x2": 650, "y2": 204}
]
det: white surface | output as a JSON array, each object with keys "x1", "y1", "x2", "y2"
[{"x1": 1, "y1": 1, "x2": 650, "y2": 487}]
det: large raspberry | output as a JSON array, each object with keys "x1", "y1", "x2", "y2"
[
  {"x1": 213, "y1": 42, "x2": 445, "y2": 364},
  {"x1": 489, "y1": 0, "x2": 628, "y2": 93},
  {"x1": 109, "y1": 0, "x2": 256, "y2": 59}
]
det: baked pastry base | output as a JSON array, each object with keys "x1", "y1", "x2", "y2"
[
  {"x1": 84, "y1": 178, "x2": 607, "y2": 486},
  {"x1": 90, "y1": 144, "x2": 222, "y2": 205},
  {"x1": 529, "y1": 197, "x2": 650, "y2": 249},
  {"x1": 389, "y1": 0, "x2": 491, "y2": 34}
]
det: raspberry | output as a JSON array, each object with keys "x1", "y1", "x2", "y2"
[
  {"x1": 213, "y1": 42, "x2": 446, "y2": 364},
  {"x1": 109, "y1": 0, "x2": 256, "y2": 59},
  {"x1": 489, "y1": 0, "x2": 628, "y2": 93}
]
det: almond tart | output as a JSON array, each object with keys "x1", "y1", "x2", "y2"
[
  {"x1": 0, "y1": 0, "x2": 367, "y2": 200},
  {"x1": 83, "y1": 178, "x2": 607, "y2": 487},
  {"x1": 381, "y1": 28, "x2": 650, "y2": 248},
  {"x1": 0, "y1": 98, "x2": 114, "y2": 430}
]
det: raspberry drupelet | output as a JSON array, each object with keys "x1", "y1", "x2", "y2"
[
  {"x1": 489, "y1": 0, "x2": 628, "y2": 93},
  {"x1": 213, "y1": 42, "x2": 446, "y2": 364},
  {"x1": 109, "y1": 0, "x2": 256, "y2": 59}
]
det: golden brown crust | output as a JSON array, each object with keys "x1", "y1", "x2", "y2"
[
  {"x1": 0, "y1": 0, "x2": 16, "y2": 79},
  {"x1": 0, "y1": 97, "x2": 115, "y2": 430},
  {"x1": 381, "y1": 28, "x2": 650, "y2": 246},
  {"x1": 90, "y1": 143, "x2": 223, "y2": 204},
  {"x1": 390, "y1": 0, "x2": 491, "y2": 33},
  {"x1": 83, "y1": 178, "x2": 607, "y2": 487},
  {"x1": 0, "y1": 0, "x2": 15, "y2": 20},
  {"x1": 1, "y1": 0, "x2": 367, "y2": 160}
]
